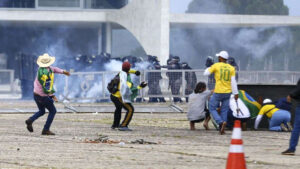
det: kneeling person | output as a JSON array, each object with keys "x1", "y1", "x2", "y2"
[{"x1": 187, "y1": 82, "x2": 213, "y2": 130}]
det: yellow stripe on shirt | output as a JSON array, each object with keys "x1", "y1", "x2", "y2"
[{"x1": 258, "y1": 104, "x2": 279, "y2": 118}]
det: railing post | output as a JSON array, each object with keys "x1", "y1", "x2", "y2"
[
  {"x1": 102, "y1": 72, "x2": 105, "y2": 98},
  {"x1": 10, "y1": 70, "x2": 14, "y2": 93},
  {"x1": 182, "y1": 70, "x2": 185, "y2": 98},
  {"x1": 65, "y1": 75, "x2": 69, "y2": 100}
]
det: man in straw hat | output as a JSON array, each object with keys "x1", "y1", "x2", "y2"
[{"x1": 25, "y1": 53, "x2": 70, "y2": 135}]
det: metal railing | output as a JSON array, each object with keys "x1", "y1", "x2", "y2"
[{"x1": 60, "y1": 70, "x2": 300, "y2": 101}]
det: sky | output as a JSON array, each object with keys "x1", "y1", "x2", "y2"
[{"x1": 170, "y1": 0, "x2": 300, "y2": 16}]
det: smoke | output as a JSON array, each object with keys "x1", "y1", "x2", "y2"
[
  {"x1": 233, "y1": 27, "x2": 292, "y2": 59},
  {"x1": 170, "y1": 0, "x2": 293, "y2": 70},
  {"x1": 171, "y1": 26, "x2": 292, "y2": 70},
  {"x1": 104, "y1": 59, "x2": 122, "y2": 71}
]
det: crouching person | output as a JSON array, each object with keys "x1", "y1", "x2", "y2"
[
  {"x1": 254, "y1": 99, "x2": 292, "y2": 131},
  {"x1": 187, "y1": 82, "x2": 213, "y2": 130},
  {"x1": 110, "y1": 61, "x2": 147, "y2": 131},
  {"x1": 25, "y1": 53, "x2": 70, "y2": 135}
]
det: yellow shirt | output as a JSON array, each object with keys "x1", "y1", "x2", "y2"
[
  {"x1": 258, "y1": 104, "x2": 279, "y2": 118},
  {"x1": 208, "y1": 62, "x2": 235, "y2": 93},
  {"x1": 112, "y1": 69, "x2": 137, "y2": 98}
]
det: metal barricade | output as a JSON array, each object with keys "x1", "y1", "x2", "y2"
[
  {"x1": 63, "y1": 71, "x2": 118, "y2": 101},
  {"x1": 60, "y1": 70, "x2": 300, "y2": 102},
  {"x1": 0, "y1": 69, "x2": 15, "y2": 94}
]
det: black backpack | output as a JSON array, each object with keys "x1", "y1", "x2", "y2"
[{"x1": 107, "y1": 74, "x2": 120, "y2": 94}]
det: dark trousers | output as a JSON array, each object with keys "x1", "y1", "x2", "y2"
[
  {"x1": 29, "y1": 94, "x2": 57, "y2": 131},
  {"x1": 110, "y1": 95, "x2": 134, "y2": 127},
  {"x1": 289, "y1": 105, "x2": 300, "y2": 151}
]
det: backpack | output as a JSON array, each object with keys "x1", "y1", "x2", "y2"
[{"x1": 107, "y1": 74, "x2": 120, "y2": 94}]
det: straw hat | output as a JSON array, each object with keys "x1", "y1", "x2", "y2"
[{"x1": 37, "y1": 53, "x2": 55, "y2": 67}]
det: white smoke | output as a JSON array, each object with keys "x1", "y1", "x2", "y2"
[
  {"x1": 233, "y1": 27, "x2": 292, "y2": 59},
  {"x1": 104, "y1": 59, "x2": 122, "y2": 71}
]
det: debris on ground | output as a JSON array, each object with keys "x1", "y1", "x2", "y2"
[
  {"x1": 83, "y1": 135, "x2": 160, "y2": 145},
  {"x1": 130, "y1": 139, "x2": 159, "y2": 144},
  {"x1": 83, "y1": 135, "x2": 120, "y2": 144}
]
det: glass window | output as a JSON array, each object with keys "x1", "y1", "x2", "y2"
[
  {"x1": 84, "y1": 0, "x2": 128, "y2": 9},
  {"x1": 38, "y1": 0, "x2": 80, "y2": 8}
]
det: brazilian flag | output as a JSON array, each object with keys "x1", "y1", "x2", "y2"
[{"x1": 238, "y1": 90, "x2": 261, "y2": 118}]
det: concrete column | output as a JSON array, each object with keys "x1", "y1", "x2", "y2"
[
  {"x1": 107, "y1": 0, "x2": 170, "y2": 65},
  {"x1": 105, "y1": 22, "x2": 112, "y2": 54},
  {"x1": 97, "y1": 26, "x2": 102, "y2": 54},
  {"x1": 99, "y1": 23, "x2": 112, "y2": 54}
]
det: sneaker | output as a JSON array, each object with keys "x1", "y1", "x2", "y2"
[
  {"x1": 287, "y1": 122, "x2": 293, "y2": 132},
  {"x1": 118, "y1": 127, "x2": 132, "y2": 131},
  {"x1": 280, "y1": 123, "x2": 289, "y2": 132},
  {"x1": 25, "y1": 119, "x2": 33, "y2": 132},
  {"x1": 219, "y1": 122, "x2": 227, "y2": 135},
  {"x1": 281, "y1": 149, "x2": 295, "y2": 155},
  {"x1": 41, "y1": 130, "x2": 55, "y2": 135}
]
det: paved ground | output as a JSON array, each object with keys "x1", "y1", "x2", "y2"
[{"x1": 0, "y1": 112, "x2": 299, "y2": 169}]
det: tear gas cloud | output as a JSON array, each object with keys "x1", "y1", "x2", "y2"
[
  {"x1": 171, "y1": 26, "x2": 292, "y2": 70},
  {"x1": 170, "y1": 0, "x2": 293, "y2": 70}
]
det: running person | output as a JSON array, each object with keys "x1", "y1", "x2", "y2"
[
  {"x1": 110, "y1": 61, "x2": 147, "y2": 131},
  {"x1": 25, "y1": 53, "x2": 70, "y2": 135},
  {"x1": 204, "y1": 51, "x2": 238, "y2": 134}
]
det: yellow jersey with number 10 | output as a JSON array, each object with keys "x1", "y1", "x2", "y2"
[{"x1": 208, "y1": 62, "x2": 236, "y2": 93}]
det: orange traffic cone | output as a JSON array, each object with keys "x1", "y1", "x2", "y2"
[{"x1": 226, "y1": 120, "x2": 247, "y2": 169}]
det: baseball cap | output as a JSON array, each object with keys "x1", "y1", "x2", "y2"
[
  {"x1": 216, "y1": 51, "x2": 229, "y2": 60},
  {"x1": 263, "y1": 98, "x2": 272, "y2": 104}
]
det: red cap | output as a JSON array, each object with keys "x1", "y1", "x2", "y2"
[{"x1": 122, "y1": 61, "x2": 131, "y2": 72}]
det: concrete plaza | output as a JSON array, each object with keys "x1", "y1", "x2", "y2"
[{"x1": 0, "y1": 110, "x2": 299, "y2": 169}]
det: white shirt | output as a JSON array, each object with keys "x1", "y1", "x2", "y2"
[{"x1": 187, "y1": 90, "x2": 212, "y2": 121}]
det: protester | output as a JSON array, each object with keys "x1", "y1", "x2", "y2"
[
  {"x1": 254, "y1": 99, "x2": 292, "y2": 131},
  {"x1": 227, "y1": 90, "x2": 262, "y2": 130},
  {"x1": 110, "y1": 61, "x2": 147, "y2": 131},
  {"x1": 25, "y1": 53, "x2": 70, "y2": 135},
  {"x1": 187, "y1": 82, "x2": 213, "y2": 130},
  {"x1": 282, "y1": 79, "x2": 300, "y2": 155},
  {"x1": 204, "y1": 51, "x2": 238, "y2": 134}
]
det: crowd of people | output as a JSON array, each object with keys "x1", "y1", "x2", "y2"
[
  {"x1": 185, "y1": 50, "x2": 300, "y2": 155},
  {"x1": 23, "y1": 51, "x2": 300, "y2": 156}
]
